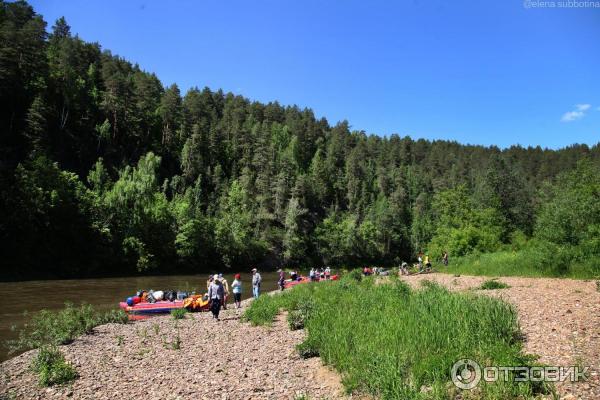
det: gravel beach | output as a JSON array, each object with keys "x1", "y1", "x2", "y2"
[
  {"x1": 1, "y1": 274, "x2": 598, "y2": 399},
  {"x1": 0, "y1": 300, "x2": 345, "y2": 400},
  {"x1": 401, "y1": 274, "x2": 600, "y2": 400}
]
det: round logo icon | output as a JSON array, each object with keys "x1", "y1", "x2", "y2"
[{"x1": 451, "y1": 359, "x2": 482, "y2": 390}]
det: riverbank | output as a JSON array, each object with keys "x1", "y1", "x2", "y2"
[
  {"x1": 2, "y1": 274, "x2": 599, "y2": 399},
  {"x1": 400, "y1": 274, "x2": 600, "y2": 400},
  {"x1": 0, "y1": 272, "x2": 282, "y2": 362},
  {"x1": 0, "y1": 298, "x2": 346, "y2": 400}
]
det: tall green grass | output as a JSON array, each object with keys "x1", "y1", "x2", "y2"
[
  {"x1": 443, "y1": 245, "x2": 599, "y2": 279},
  {"x1": 244, "y1": 274, "x2": 548, "y2": 399}
]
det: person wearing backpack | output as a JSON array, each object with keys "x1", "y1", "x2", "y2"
[
  {"x1": 207, "y1": 274, "x2": 224, "y2": 321},
  {"x1": 218, "y1": 273, "x2": 229, "y2": 310}
]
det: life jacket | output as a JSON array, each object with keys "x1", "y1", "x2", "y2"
[{"x1": 183, "y1": 294, "x2": 210, "y2": 311}]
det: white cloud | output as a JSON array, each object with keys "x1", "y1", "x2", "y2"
[
  {"x1": 561, "y1": 103, "x2": 592, "y2": 122},
  {"x1": 576, "y1": 104, "x2": 591, "y2": 111}
]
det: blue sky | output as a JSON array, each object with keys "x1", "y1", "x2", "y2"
[{"x1": 30, "y1": 0, "x2": 600, "y2": 149}]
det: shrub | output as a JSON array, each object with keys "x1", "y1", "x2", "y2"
[
  {"x1": 287, "y1": 298, "x2": 315, "y2": 330},
  {"x1": 343, "y1": 268, "x2": 363, "y2": 282},
  {"x1": 30, "y1": 346, "x2": 77, "y2": 387},
  {"x1": 480, "y1": 279, "x2": 511, "y2": 290},
  {"x1": 9, "y1": 304, "x2": 128, "y2": 353},
  {"x1": 170, "y1": 308, "x2": 187, "y2": 320}
]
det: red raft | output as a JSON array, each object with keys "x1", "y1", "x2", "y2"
[
  {"x1": 119, "y1": 300, "x2": 186, "y2": 315},
  {"x1": 284, "y1": 274, "x2": 339, "y2": 289}
]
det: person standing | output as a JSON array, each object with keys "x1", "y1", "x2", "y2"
[
  {"x1": 400, "y1": 261, "x2": 409, "y2": 275},
  {"x1": 324, "y1": 267, "x2": 331, "y2": 280},
  {"x1": 231, "y1": 273, "x2": 242, "y2": 309},
  {"x1": 207, "y1": 274, "x2": 224, "y2": 321},
  {"x1": 218, "y1": 273, "x2": 229, "y2": 310},
  {"x1": 278, "y1": 269, "x2": 285, "y2": 291},
  {"x1": 251, "y1": 268, "x2": 262, "y2": 298},
  {"x1": 442, "y1": 251, "x2": 449, "y2": 267},
  {"x1": 309, "y1": 268, "x2": 316, "y2": 281}
]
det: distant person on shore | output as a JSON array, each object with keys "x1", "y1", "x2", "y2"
[
  {"x1": 278, "y1": 269, "x2": 286, "y2": 291},
  {"x1": 425, "y1": 254, "x2": 431, "y2": 272},
  {"x1": 252, "y1": 268, "x2": 262, "y2": 298},
  {"x1": 290, "y1": 270, "x2": 298, "y2": 281},
  {"x1": 208, "y1": 274, "x2": 224, "y2": 321},
  {"x1": 325, "y1": 266, "x2": 331, "y2": 279},
  {"x1": 232, "y1": 273, "x2": 242, "y2": 308},
  {"x1": 417, "y1": 255, "x2": 423, "y2": 272},
  {"x1": 309, "y1": 268, "x2": 316, "y2": 281},
  {"x1": 219, "y1": 273, "x2": 229, "y2": 310},
  {"x1": 399, "y1": 262, "x2": 409, "y2": 275},
  {"x1": 442, "y1": 251, "x2": 449, "y2": 266}
]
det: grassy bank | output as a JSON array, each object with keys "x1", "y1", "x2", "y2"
[
  {"x1": 7, "y1": 303, "x2": 128, "y2": 387},
  {"x1": 442, "y1": 246, "x2": 600, "y2": 279},
  {"x1": 244, "y1": 273, "x2": 548, "y2": 399},
  {"x1": 8, "y1": 303, "x2": 129, "y2": 354}
]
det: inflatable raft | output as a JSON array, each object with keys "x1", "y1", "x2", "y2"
[
  {"x1": 119, "y1": 293, "x2": 211, "y2": 315},
  {"x1": 119, "y1": 300, "x2": 186, "y2": 315},
  {"x1": 284, "y1": 274, "x2": 339, "y2": 289}
]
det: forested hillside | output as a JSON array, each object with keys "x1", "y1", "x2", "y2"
[{"x1": 1, "y1": 1, "x2": 599, "y2": 280}]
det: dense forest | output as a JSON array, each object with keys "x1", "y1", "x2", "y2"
[{"x1": 1, "y1": 1, "x2": 599, "y2": 280}]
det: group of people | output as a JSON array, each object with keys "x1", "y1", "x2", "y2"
[
  {"x1": 206, "y1": 268, "x2": 262, "y2": 321},
  {"x1": 309, "y1": 267, "x2": 331, "y2": 281},
  {"x1": 397, "y1": 251, "x2": 449, "y2": 275}
]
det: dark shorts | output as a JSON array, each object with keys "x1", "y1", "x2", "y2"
[{"x1": 234, "y1": 293, "x2": 241, "y2": 302}]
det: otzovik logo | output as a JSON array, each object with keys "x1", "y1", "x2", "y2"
[
  {"x1": 451, "y1": 359, "x2": 590, "y2": 389},
  {"x1": 451, "y1": 359, "x2": 482, "y2": 389}
]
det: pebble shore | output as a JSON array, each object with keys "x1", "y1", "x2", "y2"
[
  {"x1": 1, "y1": 274, "x2": 598, "y2": 399},
  {"x1": 0, "y1": 299, "x2": 345, "y2": 400}
]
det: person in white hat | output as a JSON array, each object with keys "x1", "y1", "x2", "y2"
[{"x1": 207, "y1": 274, "x2": 224, "y2": 320}]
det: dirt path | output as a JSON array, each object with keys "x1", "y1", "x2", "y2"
[
  {"x1": 401, "y1": 273, "x2": 600, "y2": 400},
  {"x1": 0, "y1": 305, "x2": 345, "y2": 400}
]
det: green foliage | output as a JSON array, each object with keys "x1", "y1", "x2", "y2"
[
  {"x1": 428, "y1": 186, "x2": 503, "y2": 257},
  {"x1": 535, "y1": 160, "x2": 600, "y2": 249},
  {"x1": 170, "y1": 308, "x2": 187, "y2": 320},
  {"x1": 214, "y1": 180, "x2": 267, "y2": 267},
  {"x1": 244, "y1": 275, "x2": 546, "y2": 399},
  {"x1": 31, "y1": 345, "x2": 77, "y2": 387},
  {"x1": 9, "y1": 303, "x2": 128, "y2": 353},
  {"x1": 479, "y1": 279, "x2": 511, "y2": 290},
  {"x1": 286, "y1": 298, "x2": 315, "y2": 330},
  {"x1": 0, "y1": 1, "x2": 598, "y2": 280}
]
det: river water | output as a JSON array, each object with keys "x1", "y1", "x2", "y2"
[{"x1": 0, "y1": 271, "x2": 281, "y2": 362}]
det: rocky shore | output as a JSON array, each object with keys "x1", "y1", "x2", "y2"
[
  {"x1": 1, "y1": 274, "x2": 599, "y2": 399},
  {"x1": 401, "y1": 274, "x2": 600, "y2": 400},
  {"x1": 0, "y1": 299, "x2": 345, "y2": 400}
]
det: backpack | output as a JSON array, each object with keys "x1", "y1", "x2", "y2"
[
  {"x1": 146, "y1": 293, "x2": 156, "y2": 303},
  {"x1": 153, "y1": 290, "x2": 164, "y2": 301},
  {"x1": 165, "y1": 290, "x2": 177, "y2": 302}
]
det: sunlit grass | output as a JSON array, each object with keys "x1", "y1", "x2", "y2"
[{"x1": 244, "y1": 273, "x2": 548, "y2": 399}]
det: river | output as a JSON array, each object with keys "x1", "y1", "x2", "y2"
[{"x1": 0, "y1": 271, "x2": 282, "y2": 362}]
